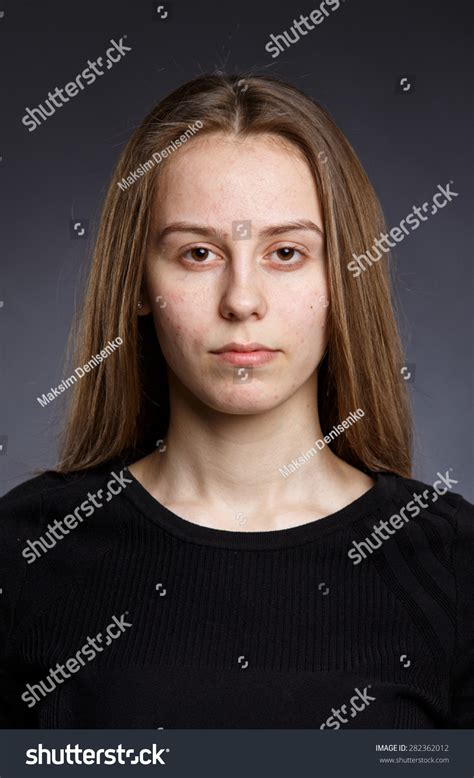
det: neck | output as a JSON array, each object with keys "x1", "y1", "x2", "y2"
[{"x1": 135, "y1": 371, "x2": 371, "y2": 518}]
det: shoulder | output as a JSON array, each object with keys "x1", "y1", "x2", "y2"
[
  {"x1": 357, "y1": 470, "x2": 474, "y2": 588},
  {"x1": 0, "y1": 460, "x2": 124, "y2": 538},
  {"x1": 0, "y1": 457, "x2": 134, "y2": 638},
  {"x1": 387, "y1": 471, "x2": 474, "y2": 573},
  {"x1": 0, "y1": 456, "x2": 134, "y2": 584},
  {"x1": 386, "y1": 469, "x2": 473, "y2": 532},
  {"x1": 0, "y1": 470, "x2": 64, "y2": 544}
]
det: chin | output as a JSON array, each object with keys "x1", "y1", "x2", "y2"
[{"x1": 201, "y1": 387, "x2": 286, "y2": 415}]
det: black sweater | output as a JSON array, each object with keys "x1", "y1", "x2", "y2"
[{"x1": 0, "y1": 457, "x2": 473, "y2": 729}]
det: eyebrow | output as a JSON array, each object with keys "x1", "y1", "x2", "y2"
[{"x1": 155, "y1": 219, "x2": 325, "y2": 244}]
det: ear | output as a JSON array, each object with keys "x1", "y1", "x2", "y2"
[{"x1": 137, "y1": 290, "x2": 152, "y2": 315}]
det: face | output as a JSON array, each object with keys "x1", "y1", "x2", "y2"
[{"x1": 141, "y1": 132, "x2": 329, "y2": 414}]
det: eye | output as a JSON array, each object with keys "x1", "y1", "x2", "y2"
[
  {"x1": 182, "y1": 246, "x2": 220, "y2": 263},
  {"x1": 269, "y1": 246, "x2": 306, "y2": 265}
]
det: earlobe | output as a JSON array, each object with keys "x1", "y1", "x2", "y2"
[{"x1": 137, "y1": 296, "x2": 152, "y2": 315}]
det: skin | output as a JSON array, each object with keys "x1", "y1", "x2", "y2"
[{"x1": 128, "y1": 132, "x2": 374, "y2": 531}]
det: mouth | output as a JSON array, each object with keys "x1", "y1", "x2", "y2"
[{"x1": 210, "y1": 343, "x2": 280, "y2": 367}]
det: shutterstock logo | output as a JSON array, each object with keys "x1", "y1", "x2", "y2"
[
  {"x1": 20, "y1": 468, "x2": 132, "y2": 564},
  {"x1": 25, "y1": 743, "x2": 169, "y2": 766},
  {"x1": 21, "y1": 612, "x2": 133, "y2": 709},
  {"x1": 22, "y1": 37, "x2": 132, "y2": 132},
  {"x1": 347, "y1": 182, "x2": 459, "y2": 278},
  {"x1": 348, "y1": 470, "x2": 458, "y2": 564}
]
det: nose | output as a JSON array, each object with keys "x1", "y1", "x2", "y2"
[{"x1": 218, "y1": 259, "x2": 268, "y2": 321}]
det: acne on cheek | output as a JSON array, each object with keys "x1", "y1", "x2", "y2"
[
  {"x1": 151, "y1": 288, "x2": 187, "y2": 326},
  {"x1": 152, "y1": 288, "x2": 186, "y2": 307},
  {"x1": 157, "y1": 309, "x2": 208, "y2": 353},
  {"x1": 153, "y1": 284, "x2": 210, "y2": 328}
]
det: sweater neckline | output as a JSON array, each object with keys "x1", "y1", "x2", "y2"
[{"x1": 120, "y1": 465, "x2": 398, "y2": 550}]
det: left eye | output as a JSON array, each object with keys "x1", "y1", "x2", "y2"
[{"x1": 271, "y1": 247, "x2": 304, "y2": 263}]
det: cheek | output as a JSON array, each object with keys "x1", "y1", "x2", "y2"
[
  {"x1": 280, "y1": 290, "x2": 328, "y2": 343},
  {"x1": 152, "y1": 294, "x2": 209, "y2": 355}
]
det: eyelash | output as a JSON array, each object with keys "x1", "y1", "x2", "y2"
[{"x1": 181, "y1": 245, "x2": 307, "y2": 266}]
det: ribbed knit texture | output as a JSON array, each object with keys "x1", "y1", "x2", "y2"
[{"x1": 0, "y1": 457, "x2": 473, "y2": 729}]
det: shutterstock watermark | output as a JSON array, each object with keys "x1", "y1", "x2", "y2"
[
  {"x1": 21, "y1": 612, "x2": 132, "y2": 708},
  {"x1": 347, "y1": 182, "x2": 459, "y2": 277},
  {"x1": 20, "y1": 468, "x2": 132, "y2": 564},
  {"x1": 264, "y1": 0, "x2": 344, "y2": 58},
  {"x1": 279, "y1": 409, "x2": 365, "y2": 478},
  {"x1": 37, "y1": 336, "x2": 122, "y2": 407},
  {"x1": 25, "y1": 744, "x2": 169, "y2": 767},
  {"x1": 22, "y1": 37, "x2": 132, "y2": 132},
  {"x1": 320, "y1": 685, "x2": 376, "y2": 729},
  {"x1": 348, "y1": 470, "x2": 458, "y2": 565},
  {"x1": 117, "y1": 121, "x2": 204, "y2": 192}
]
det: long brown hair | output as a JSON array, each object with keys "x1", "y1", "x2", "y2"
[{"x1": 54, "y1": 72, "x2": 412, "y2": 476}]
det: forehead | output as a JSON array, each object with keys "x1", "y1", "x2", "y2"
[{"x1": 151, "y1": 132, "x2": 322, "y2": 224}]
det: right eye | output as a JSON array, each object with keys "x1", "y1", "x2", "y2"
[{"x1": 182, "y1": 246, "x2": 220, "y2": 263}]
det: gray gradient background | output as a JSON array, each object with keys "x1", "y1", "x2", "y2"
[{"x1": 0, "y1": 0, "x2": 472, "y2": 499}]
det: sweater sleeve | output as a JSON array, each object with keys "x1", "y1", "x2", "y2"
[
  {"x1": 448, "y1": 495, "x2": 474, "y2": 727},
  {"x1": 0, "y1": 479, "x2": 44, "y2": 728}
]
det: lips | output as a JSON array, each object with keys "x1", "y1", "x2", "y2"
[
  {"x1": 210, "y1": 343, "x2": 280, "y2": 367},
  {"x1": 211, "y1": 342, "x2": 275, "y2": 354}
]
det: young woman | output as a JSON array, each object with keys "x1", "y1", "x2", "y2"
[{"x1": 1, "y1": 73, "x2": 472, "y2": 729}]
